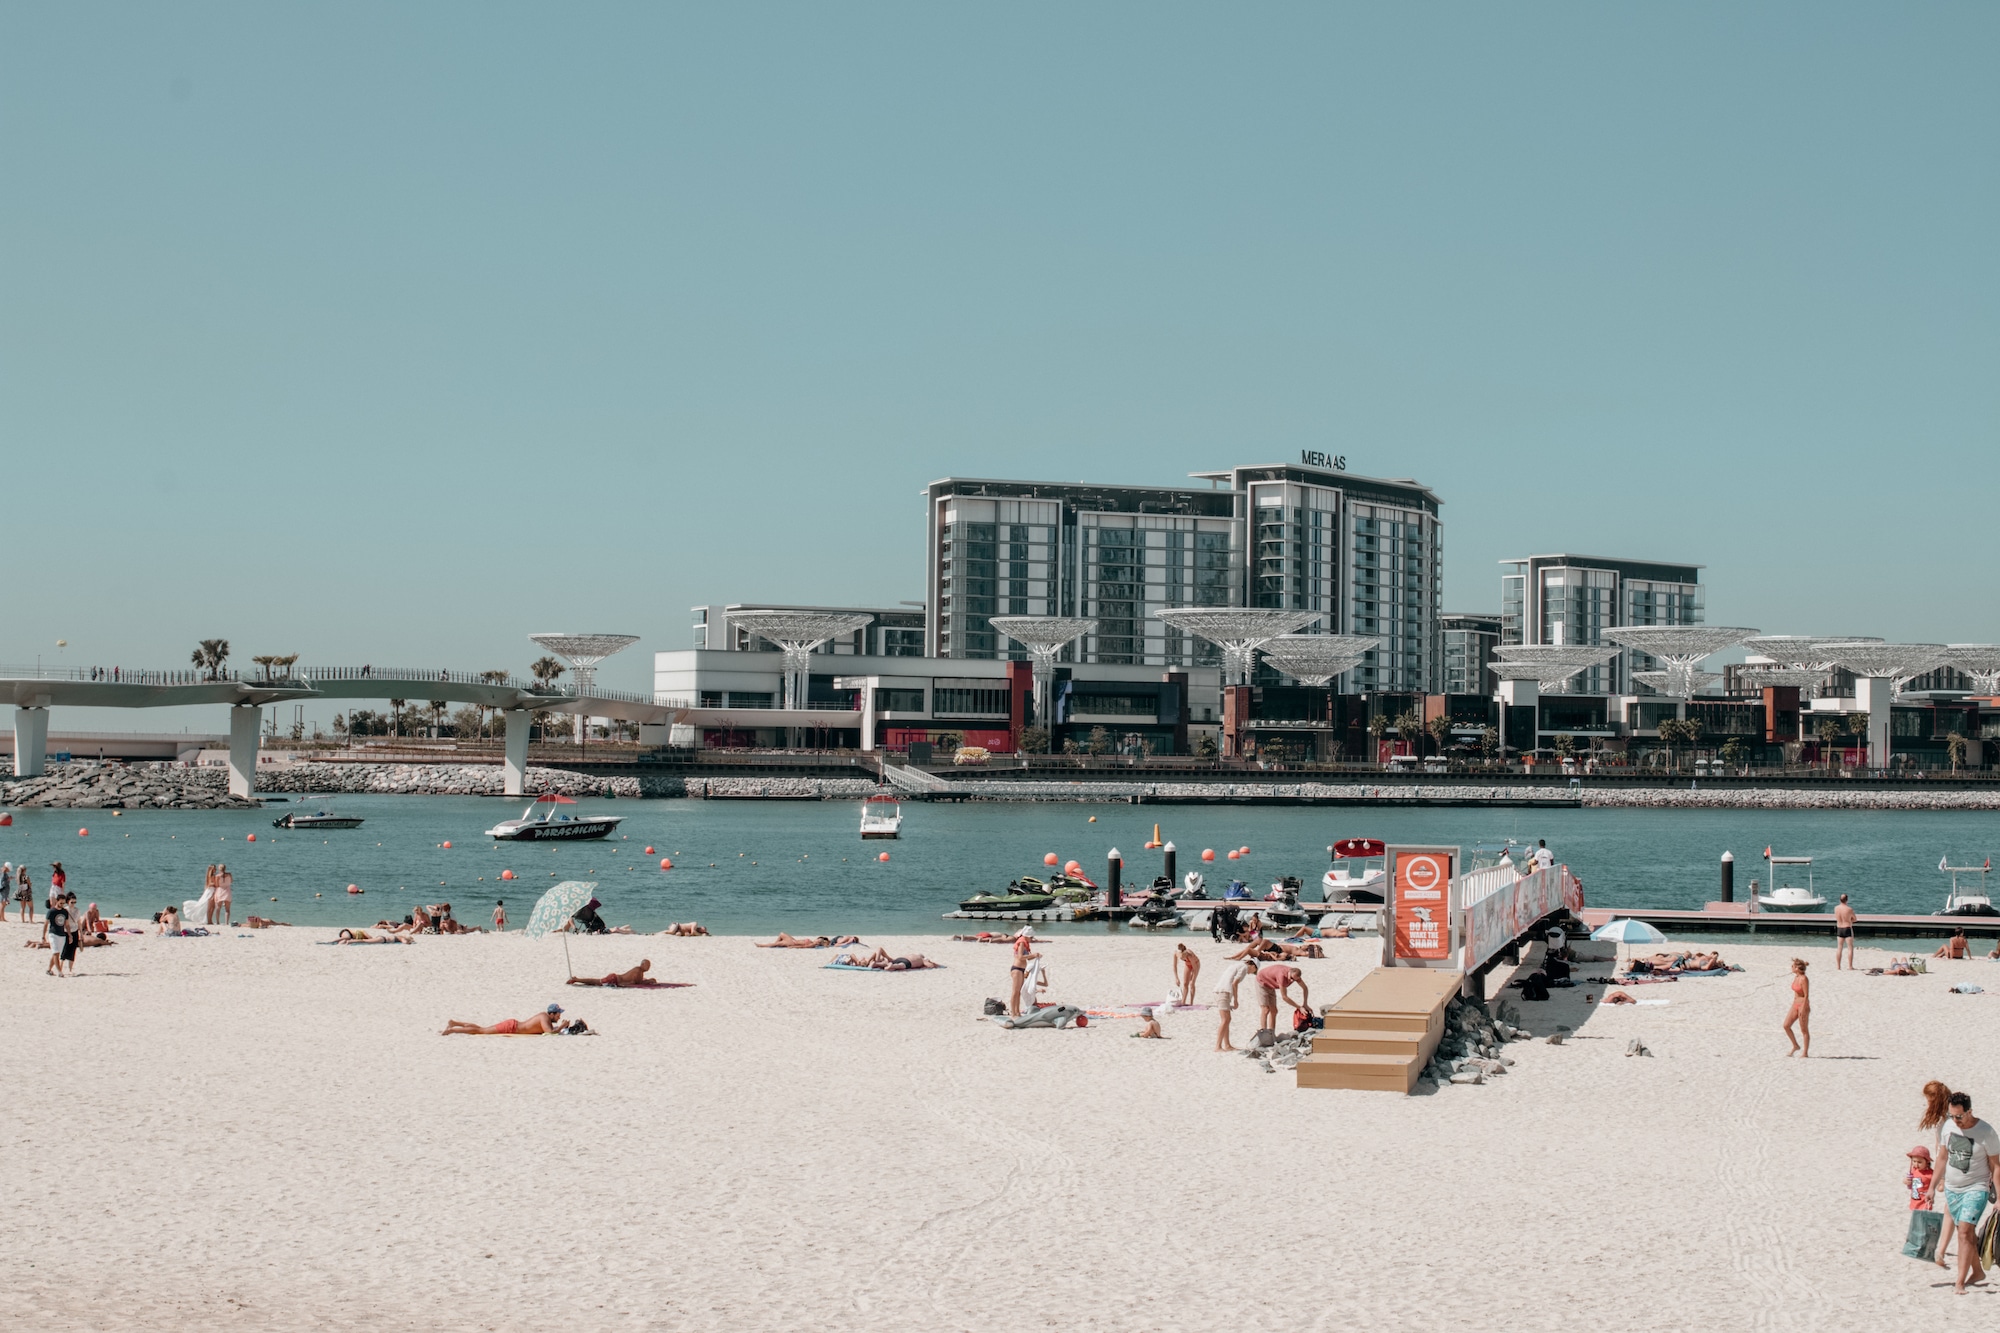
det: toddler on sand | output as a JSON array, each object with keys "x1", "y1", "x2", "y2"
[{"x1": 1906, "y1": 1145, "x2": 1934, "y2": 1209}]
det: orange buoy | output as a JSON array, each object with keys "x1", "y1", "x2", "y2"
[
  {"x1": 247, "y1": 833, "x2": 256, "y2": 842},
  {"x1": 645, "y1": 846, "x2": 655, "y2": 855},
  {"x1": 878, "y1": 851, "x2": 890, "y2": 862},
  {"x1": 441, "y1": 840, "x2": 452, "y2": 849},
  {"x1": 346, "y1": 885, "x2": 362, "y2": 894},
  {"x1": 1239, "y1": 845, "x2": 1250, "y2": 856},
  {"x1": 500, "y1": 869, "x2": 515, "y2": 881},
  {"x1": 1088, "y1": 816, "x2": 1096, "y2": 823},
  {"x1": 1227, "y1": 850, "x2": 1239, "y2": 860},
  {"x1": 1044, "y1": 853, "x2": 1059, "y2": 866},
  {"x1": 1201, "y1": 848, "x2": 1215, "y2": 861},
  {"x1": 660, "y1": 858, "x2": 672, "y2": 870},
  {"x1": 78, "y1": 828, "x2": 88, "y2": 837}
]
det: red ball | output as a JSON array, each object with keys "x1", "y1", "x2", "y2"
[
  {"x1": 441, "y1": 840, "x2": 452, "y2": 849},
  {"x1": 660, "y1": 858, "x2": 672, "y2": 870},
  {"x1": 878, "y1": 852, "x2": 891, "y2": 862},
  {"x1": 1075, "y1": 1015, "x2": 1088, "y2": 1028},
  {"x1": 500, "y1": 869, "x2": 515, "y2": 881},
  {"x1": 346, "y1": 884, "x2": 361, "y2": 894}
]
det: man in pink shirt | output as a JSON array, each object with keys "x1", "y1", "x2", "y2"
[{"x1": 1254, "y1": 963, "x2": 1308, "y2": 1035}]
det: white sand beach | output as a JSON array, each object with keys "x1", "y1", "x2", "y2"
[{"x1": 5, "y1": 921, "x2": 1998, "y2": 1331}]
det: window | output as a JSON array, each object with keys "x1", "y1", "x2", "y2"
[
  {"x1": 933, "y1": 687, "x2": 1009, "y2": 716},
  {"x1": 874, "y1": 688, "x2": 925, "y2": 712},
  {"x1": 1067, "y1": 692, "x2": 1158, "y2": 717},
  {"x1": 881, "y1": 629, "x2": 924, "y2": 657}
]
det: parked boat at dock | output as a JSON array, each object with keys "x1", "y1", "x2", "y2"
[
  {"x1": 1755, "y1": 848, "x2": 1825, "y2": 912},
  {"x1": 1322, "y1": 838, "x2": 1387, "y2": 904},
  {"x1": 1937, "y1": 855, "x2": 1997, "y2": 917}
]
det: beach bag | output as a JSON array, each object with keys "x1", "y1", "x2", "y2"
[
  {"x1": 1520, "y1": 972, "x2": 1550, "y2": 1002},
  {"x1": 1979, "y1": 1202, "x2": 1999, "y2": 1268},
  {"x1": 1903, "y1": 1209, "x2": 1945, "y2": 1262},
  {"x1": 1291, "y1": 1007, "x2": 1319, "y2": 1033}
]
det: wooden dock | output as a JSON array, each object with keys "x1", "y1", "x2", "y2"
[
  {"x1": 1296, "y1": 968, "x2": 1461, "y2": 1094},
  {"x1": 1579, "y1": 904, "x2": 2000, "y2": 939}
]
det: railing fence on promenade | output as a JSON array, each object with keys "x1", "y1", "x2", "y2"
[{"x1": 1459, "y1": 864, "x2": 1585, "y2": 978}]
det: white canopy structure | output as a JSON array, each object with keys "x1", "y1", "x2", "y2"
[
  {"x1": 1741, "y1": 636, "x2": 1884, "y2": 699},
  {"x1": 1153, "y1": 608, "x2": 1322, "y2": 685},
  {"x1": 723, "y1": 610, "x2": 874, "y2": 712},
  {"x1": 528, "y1": 634, "x2": 641, "y2": 741},
  {"x1": 1946, "y1": 645, "x2": 2000, "y2": 696},
  {"x1": 1256, "y1": 634, "x2": 1383, "y2": 687},
  {"x1": 1601, "y1": 625, "x2": 1758, "y2": 698},
  {"x1": 1490, "y1": 645, "x2": 1622, "y2": 692},
  {"x1": 1820, "y1": 643, "x2": 1950, "y2": 768},
  {"x1": 988, "y1": 616, "x2": 1097, "y2": 730},
  {"x1": 1734, "y1": 667, "x2": 1831, "y2": 692}
]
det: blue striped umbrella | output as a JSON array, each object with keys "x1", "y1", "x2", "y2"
[{"x1": 527, "y1": 880, "x2": 596, "y2": 976}]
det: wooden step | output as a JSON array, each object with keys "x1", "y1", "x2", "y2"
[
  {"x1": 1294, "y1": 1050, "x2": 1427, "y2": 1094},
  {"x1": 1310, "y1": 1027, "x2": 1425, "y2": 1058}
]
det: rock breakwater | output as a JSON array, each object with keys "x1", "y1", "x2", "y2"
[{"x1": 1, "y1": 763, "x2": 257, "y2": 810}]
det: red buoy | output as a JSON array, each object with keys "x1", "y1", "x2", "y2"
[
  {"x1": 878, "y1": 851, "x2": 891, "y2": 862},
  {"x1": 660, "y1": 858, "x2": 672, "y2": 870},
  {"x1": 500, "y1": 869, "x2": 515, "y2": 881}
]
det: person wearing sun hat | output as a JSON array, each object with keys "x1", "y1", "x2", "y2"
[{"x1": 1906, "y1": 1145, "x2": 1934, "y2": 1210}]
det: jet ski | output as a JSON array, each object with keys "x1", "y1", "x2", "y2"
[
  {"x1": 1261, "y1": 876, "x2": 1317, "y2": 931},
  {"x1": 959, "y1": 880, "x2": 1056, "y2": 913},
  {"x1": 1128, "y1": 877, "x2": 1187, "y2": 930}
]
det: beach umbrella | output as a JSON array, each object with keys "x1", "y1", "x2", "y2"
[
  {"x1": 1590, "y1": 917, "x2": 1667, "y2": 971},
  {"x1": 526, "y1": 880, "x2": 597, "y2": 975},
  {"x1": 1590, "y1": 919, "x2": 1667, "y2": 944}
]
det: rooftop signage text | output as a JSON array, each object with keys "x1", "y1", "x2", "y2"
[{"x1": 1300, "y1": 450, "x2": 1347, "y2": 471}]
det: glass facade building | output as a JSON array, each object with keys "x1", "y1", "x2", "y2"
[
  {"x1": 927, "y1": 464, "x2": 1443, "y2": 691},
  {"x1": 1441, "y1": 612, "x2": 1502, "y2": 695},
  {"x1": 1496, "y1": 554, "x2": 1704, "y2": 695}
]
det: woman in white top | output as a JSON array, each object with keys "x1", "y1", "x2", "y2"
[{"x1": 1214, "y1": 958, "x2": 1253, "y2": 1052}]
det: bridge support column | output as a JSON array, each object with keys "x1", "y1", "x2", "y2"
[
  {"x1": 13, "y1": 707, "x2": 49, "y2": 777},
  {"x1": 503, "y1": 709, "x2": 531, "y2": 797},
  {"x1": 227, "y1": 705, "x2": 261, "y2": 798}
]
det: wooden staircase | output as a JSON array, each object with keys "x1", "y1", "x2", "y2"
[{"x1": 1295, "y1": 967, "x2": 1462, "y2": 1094}]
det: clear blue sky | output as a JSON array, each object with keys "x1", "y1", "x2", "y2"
[{"x1": 4, "y1": 4, "x2": 1994, "y2": 730}]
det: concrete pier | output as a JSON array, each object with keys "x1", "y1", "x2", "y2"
[
  {"x1": 13, "y1": 706, "x2": 48, "y2": 778},
  {"x1": 227, "y1": 705, "x2": 260, "y2": 798},
  {"x1": 502, "y1": 709, "x2": 531, "y2": 797}
]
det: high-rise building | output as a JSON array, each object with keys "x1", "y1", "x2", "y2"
[
  {"x1": 1497, "y1": 554, "x2": 1703, "y2": 694},
  {"x1": 926, "y1": 461, "x2": 1442, "y2": 691},
  {"x1": 1440, "y1": 612, "x2": 1501, "y2": 695}
]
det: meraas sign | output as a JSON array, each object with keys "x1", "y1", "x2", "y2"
[{"x1": 1300, "y1": 450, "x2": 1347, "y2": 471}]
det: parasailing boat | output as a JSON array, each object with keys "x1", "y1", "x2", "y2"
[
  {"x1": 859, "y1": 794, "x2": 903, "y2": 839},
  {"x1": 1322, "y1": 838, "x2": 1387, "y2": 903},
  {"x1": 483, "y1": 793, "x2": 623, "y2": 842}
]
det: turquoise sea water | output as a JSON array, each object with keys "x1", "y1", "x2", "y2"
[{"x1": 6, "y1": 795, "x2": 1996, "y2": 935}]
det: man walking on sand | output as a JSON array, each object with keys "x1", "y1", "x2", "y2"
[
  {"x1": 1833, "y1": 894, "x2": 1856, "y2": 969},
  {"x1": 1927, "y1": 1091, "x2": 2000, "y2": 1294}
]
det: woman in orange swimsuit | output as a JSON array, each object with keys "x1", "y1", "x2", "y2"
[
  {"x1": 1008, "y1": 931, "x2": 1039, "y2": 1017},
  {"x1": 1782, "y1": 957, "x2": 1810, "y2": 1057}
]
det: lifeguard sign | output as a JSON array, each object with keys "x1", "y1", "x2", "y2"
[{"x1": 1385, "y1": 844, "x2": 1459, "y2": 968}]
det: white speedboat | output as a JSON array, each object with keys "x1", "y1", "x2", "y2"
[
  {"x1": 1937, "y1": 855, "x2": 1997, "y2": 917},
  {"x1": 484, "y1": 794, "x2": 622, "y2": 842},
  {"x1": 859, "y1": 794, "x2": 903, "y2": 839},
  {"x1": 1756, "y1": 850, "x2": 1825, "y2": 912},
  {"x1": 272, "y1": 803, "x2": 364, "y2": 830},
  {"x1": 1322, "y1": 838, "x2": 1387, "y2": 904}
]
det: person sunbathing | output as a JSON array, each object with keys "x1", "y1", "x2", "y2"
[
  {"x1": 955, "y1": 931, "x2": 1043, "y2": 943},
  {"x1": 841, "y1": 947, "x2": 938, "y2": 970},
  {"x1": 245, "y1": 916, "x2": 291, "y2": 928},
  {"x1": 441, "y1": 1004, "x2": 569, "y2": 1035},
  {"x1": 567, "y1": 959, "x2": 654, "y2": 987},
  {"x1": 336, "y1": 928, "x2": 410, "y2": 944},
  {"x1": 79, "y1": 904, "x2": 106, "y2": 934},
  {"x1": 156, "y1": 906, "x2": 182, "y2": 935},
  {"x1": 1273, "y1": 941, "x2": 1325, "y2": 959},
  {"x1": 1933, "y1": 931, "x2": 1969, "y2": 960},
  {"x1": 658, "y1": 922, "x2": 710, "y2": 936},
  {"x1": 756, "y1": 933, "x2": 860, "y2": 948}
]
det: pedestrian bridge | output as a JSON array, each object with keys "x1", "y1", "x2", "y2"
[{"x1": 1, "y1": 665, "x2": 688, "y2": 797}]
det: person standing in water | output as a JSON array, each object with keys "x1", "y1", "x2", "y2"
[
  {"x1": 493, "y1": 900, "x2": 507, "y2": 932},
  {"x1": 1782, "y1": 957, "x2": 1810, "y2": 1057},
  {"x1": 1832, "y1": 894, "x2": 1857, "y2": 970}
]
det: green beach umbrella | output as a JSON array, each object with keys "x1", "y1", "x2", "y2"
[{"x1": 527, "y1": 880, "x2": 596, "y2": 975}]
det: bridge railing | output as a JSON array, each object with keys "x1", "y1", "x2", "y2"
[
  {"x1": 300, "y1": 667, "x2": 542, "y2": 690},
  {"x1": 0, "y1": 664, "x2": 248, "y2": 686}
]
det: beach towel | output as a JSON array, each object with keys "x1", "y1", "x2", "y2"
[
  {"x1": 315, "y1": 938, "x2": 403, "y2": 946},
  {"x1": 611, "y1": 980, "x2": 694, "y2": 989},
  {"x1": 826, "y1": 958, "x2": 942, "y2": 972}
]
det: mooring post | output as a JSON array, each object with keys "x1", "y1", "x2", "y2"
[
  {"x1": 1720, "y1": 850, "x2": 1734, "y2": 903},
  {"x1": 1107, "y1": 848, "x2": 1122, "y2": 907},
  {"x1": 1163, "y1": 841, "x2": 1176, "y2": 891}
]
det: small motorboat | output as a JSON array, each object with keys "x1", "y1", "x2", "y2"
[
  {"x1": 1322, "y1": 838, "x2": 1387, "y2": 904},
  {"x1": 1937, "y1": 855, "x2": 1998, "y2": 917},
  {"x1": 959, "y1": 880, "x2": 1056, "y2": 914},
  {"x1": 1756, "y1": 850, "x2": 1825, "y2": 912},
  {"x1": 859, "y1": 794, "x2": 903, "y2": 839},
  {"x1": 271, "y1": 801, "x2": 364, "y2": 830},
  {"x1": 483, "y1": 793, "x2": 623, "y2": 842}
]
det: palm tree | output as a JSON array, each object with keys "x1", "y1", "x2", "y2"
[
  {"x1": 389, "y1": 699, "x2": 406, "y2": 738},
  {"x1": 1393, "y1": 711, "x2": 1423, "y2": 760},
  {"x1": 1366, "y1": 713, "x2": 1388, "y2": 765},
  {"x1": 429, "y1": 700, "x2": 448, "y2": 738},
  {"x1": 530, "y1": 657, "x2": 567, "y2": 691},
  {"x1": 1426, "y1": 714, "x2": 1454, "y2": 760},
  {"x1": 1814, "y1": 717, "x2": 1841, "y2": 771},
  {"x1": 190, "y1": 639, "x2": 230, "y2": 681}
]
